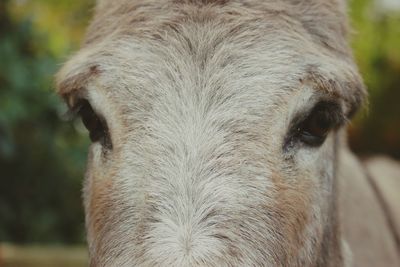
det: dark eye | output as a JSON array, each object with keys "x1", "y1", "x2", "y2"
[
  {"x1": 285, "y1": 101, "x2": 344, "y2": 150},
  {"x1": 297, "y1": 109, "x2": 333, "y2": 147},
  {"x1": 76, "y1": 99, "x2": 112, "y2": 149}
]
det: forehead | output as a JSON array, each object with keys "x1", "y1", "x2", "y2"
[{"x1": 56, "y1": 1, "x2": 364, "y2": 115}]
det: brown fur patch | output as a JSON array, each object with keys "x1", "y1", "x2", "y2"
[
  {"x1": 87, "y1": 177, "x2": 115, "y2": 239},
  {"x1": 268, "y1": 173, "x2": 314, "y2": 264},
  {"x1": 58, "y1": 65, "x2": 100, "y2": 96}
]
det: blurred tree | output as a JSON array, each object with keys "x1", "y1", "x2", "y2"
[
  {"x1": 9, "y1": 0, "x2": 94, "y2": 56},
  {"x1": 0, "y1": 0, "x2": 90, "y2": 244},
  {"x1": 349, "y1": 0, "x2": 400, "y2": 159}
]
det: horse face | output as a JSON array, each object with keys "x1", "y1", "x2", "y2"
[{"x1": 57, "y1": 1, "x2": 365, "y2": 266}]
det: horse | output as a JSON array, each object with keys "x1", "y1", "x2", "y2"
[{"x1": 56, "y1": 0, "x2": 400, "y2": 266}]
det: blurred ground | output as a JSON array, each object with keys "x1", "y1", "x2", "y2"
[
  {"x1": 0, "y1": 0, "x2": 399, "y2": 262},
  {"x1": 0, "y1": 244, "x2": 87, "y2": 267}
]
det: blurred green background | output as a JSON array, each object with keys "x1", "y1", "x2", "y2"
[{"x1": 0, "y1": 0, "x2": 399, "y2": 246}]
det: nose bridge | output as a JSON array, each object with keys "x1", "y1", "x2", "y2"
[
  {"x1": 108, "y1": 86, "x2": 278, "y2": 266},
  {"x1": 139, "y1": 102, "x2": 239, "y2": 260},
  {"x1": 150, "y1": 106, "x2": 221, "y2": 211}
]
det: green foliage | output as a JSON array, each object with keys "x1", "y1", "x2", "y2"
[
  {"x1": 0, "y1": 1, "x2": 88, "y2": 244},
  {"x1": 349, "y1": 0, "x2": 400, "y2": 158}
]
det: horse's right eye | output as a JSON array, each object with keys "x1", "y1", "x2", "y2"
[{"x1": 76, "y1": 99, "x2": 111, "y2": 148}]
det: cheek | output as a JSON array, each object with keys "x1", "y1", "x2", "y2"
[
  {"x1": 269, "y1": 173, "x2": 315, "y2": 253},
  {"x1": 84, "y1": 170, "x2": 116, "y2": 246},
  {"x1": 294, "y1": 134, "x2": 336, "y2": 183},
  {"x1": 83, "y1": 145, "x2": 121, "y2": 251}
]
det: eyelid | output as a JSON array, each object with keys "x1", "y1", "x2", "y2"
[
  {"x1": 295, "y1": 100, "x2": 345, "y2": 128},
  {"x1": 311, "y1": 101, "x2": 346, "y2": 127}
]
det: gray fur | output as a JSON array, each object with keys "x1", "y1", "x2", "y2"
[{"x1": 55, "y1": 1, "x2": 379, "y2": 266}]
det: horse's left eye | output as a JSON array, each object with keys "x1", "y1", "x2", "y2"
[
  {"x1": 285, "y1": 101, "x2": 344, "y2": 150},
  {"x1": 297, "y1": 109, "x2": 333, "y2": 147}
]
